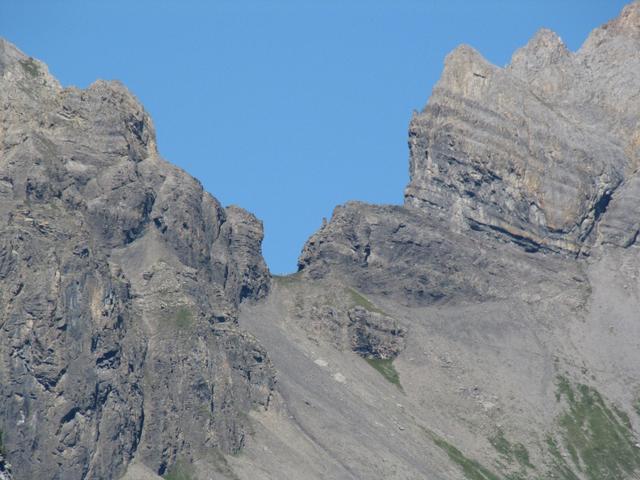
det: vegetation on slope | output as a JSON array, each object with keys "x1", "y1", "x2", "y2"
[
  {"x1": 172, "y1": 306, "x2": 194, "y2": 330},
  {"x1": 427, "y1": 430, "x2": 501, "y2": 480},
  {"x1": 425, "y1": 376, "x2": 640, "y2": 480},
  {"x1": 163, "y1": 460, "x2": 194, "y2": 480},
  {"x1": 347, "y1": 287, "x2": 387, "y2": 315},
  {"x1": 633, "y1": 395, "x2": 640, "y2": 417},
  {"x1": 272, "y1": 272, "x2": 303, "y2": 287},
  {"x1": 489, "y1": 428, "x2": 533, "y2": 477},
  {"x1": 19, "y1": 58, "x2": 40, "y2": 78},
  {"x1": 551, "y1": 376, "x2": 640, "y2": 480},
  {"x1": 364, "y1": 357, "x2": 403, "y2": 391}
]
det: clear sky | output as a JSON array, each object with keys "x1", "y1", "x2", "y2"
[{"x1": 1, "y1": 1, "x2": 629, "y2": 273}]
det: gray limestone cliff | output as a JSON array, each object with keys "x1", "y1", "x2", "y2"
[
  {"x1": 261, "y1": 5, "x2": 640, "y2": 480},
  {"x1": 0, "y1": 39, "x2": 274, "y2": 480},
  {"x1": 404, "y1": 2, "x2": 640, "y2": 254},
  {"x1": 300, "y1": 2, "x2": 640, "y2": 302}
]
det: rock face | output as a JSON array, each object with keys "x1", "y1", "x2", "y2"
[
  {"x1": 0, "y1": 39, "x2": 274, "y2": 480},
  {"x1": 3, "y1": 3, "x2": 640, "y2": 480},
  {"x1": 281, "y1": 275, "x2": 406, "y2": 359},
  {"x1": 274, "y1": 5, "x2": 640, "y2": 479},
  {"x1": 404, "y1": 2, "x2": 640, "y2": 254},
  {"x1": 298, "y1": 201, "x2": 583, "y2": 306},
  {"x1": 300, "y1": 2, "x2": 640, "y2": 303},
  {"x1": 0, "y1": 453, "x2": 12, "y2": 480}
]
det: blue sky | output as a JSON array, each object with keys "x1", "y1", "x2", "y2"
[{"x1": 1, "y1": 1, "x2": 628, "y2": 273}]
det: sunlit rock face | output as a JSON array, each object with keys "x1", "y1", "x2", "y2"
[
  {"x1": 405, "y1": 2, "x2": 640, "y2": 253},
  {"x1": 0, "y1": 38, "x2": 274, "y2": 480},
  {"x1": 300, "y1": 3, "x2": 640, "y2": 313}
]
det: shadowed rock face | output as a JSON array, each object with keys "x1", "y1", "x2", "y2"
[
  {"x1": 298, "y1": 201, "x2": 584, "y2": 307},
  {"x1": 0, "y1": 39, "x2": 274, "y2": 480},
  {"x1": 0, "y1": 453, "x2": 12, "y2": 480}
]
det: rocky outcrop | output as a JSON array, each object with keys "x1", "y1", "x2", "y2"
[
  {"x1": 252, "y1": 6, "x2": 640, "y2": 480},
  {"x1": 298, "y1": 201, "x2": 584, "y2": 306},
  {"x1": 347, "y1": 307, "x2": 405, "y2": 359},
  {"x1": 0, "y1": 453, "x2": 12, "y2": 480},
  {"x1": 299, "y1": 3, "x2": 640, "y2": 306},
  {"x1": 0, "y1": 39, "x2": 274, "y2": 480},
  {"x1": 404, "y1": 2, "x2": 640, "y2": 253},
  {"x1": 282, "y1": 276, "x2": 406, "y2": 358}
]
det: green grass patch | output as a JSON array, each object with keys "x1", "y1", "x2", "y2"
[
  {"x1": 556, "y1": 375, "x2": 574, "y2": 403},
  {"x1": 431, "y1": 433, "x2": 501, "y2": 480},
  {"x1": 364, "y1": 357, "x2": 402, "y2": 391},
  {"x1": 198, "y1": 403, "x2": 214, "y2": 420},
  {"x1": 425, "y1": 428, "x2": 532, "y2": 480},
  {"x1": 553, "y1": 376, "x2": 640, "y2": 480},
  {"x1": 612, "y1": 404, "x2": 632, "y2": 429},
  {"x1": 347, "y1": 288, "x2": 387, "y2": 315},
  {"x1": 172, "y1": 306, "x2": 194, "y2": 329},
  {"x1": 511, "y1": 444, "x2": 532, "y2": 470},
  {"x1": 163, "y1": 460, "x2": 194, "y2": 480},
  {"x1": 20, "y1": 58, "x2": 40, "y2": 78},
  {"x1": 489, "y1": 429, "x2": 533, "y2": 469},
  {"x1": 545, "y1": 435, "x2": 581, "y2": 480},
  {"x1": 490, "y1": 430, "x2": 511, "y2": 458},
  {"x1": 421, "y1": 376, "x2": 640, "y2": 480}
]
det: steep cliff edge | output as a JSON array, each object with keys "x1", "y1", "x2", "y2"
[
  {"x1": 0, "y1": 39, "x2": 274, "y2": 480},
  {"x1": 300, "y1": 2, "x2": 640, "y2": 305},
  {"x1": 404, "y1": 1, "x2": 640, "y2": 254},
  {"x1": 240, "y1": 3, "x2": 640, "y2": 480}
]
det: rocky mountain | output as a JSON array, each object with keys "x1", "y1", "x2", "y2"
[
  {"x1": 0, "y1": 38, "x2": 273, "y2": 479},
  {"x1": 1, "y1": 2, "x2": 640, "y2": 480}
]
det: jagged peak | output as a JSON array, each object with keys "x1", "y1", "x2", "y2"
[
  {"x1": 0, "y1": 37, "x2": 27, "y2": 68},
  {"x1": 606, "y1": 1, "x2": 640, "y2": 33},
  {"x1": 443, "y1": 44, "x2": 492, "y2": 71},
  {"x1": 581, "y1": 1, "x2": 640, "y2": 51},
  {"x1": 435, "y1": 44, "x2": 496, "y2": 98},
  {"x1": 0, "y1": 37, "x2": 30, "y2": 78},
  {"x1": 511, "y1": 28, "x2": 568, "y2": 62},
  {"x1": 528, "y1": 28, "x2": 566, "y2": 49},
  {"x1": 508, "y1": 28, "x2": 570, "y2": 78},
  {"x1": 0, "y1": 37, "x2": 61, "y2": 92},
  {"x1": 0, "y1": 39, "x2": 156, "y2": 156}
]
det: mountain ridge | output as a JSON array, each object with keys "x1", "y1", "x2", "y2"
[
  {"x1": 1, "y1": 3, "x2": 640, "y2": 479},
  {"x1": 0, "y1": 37, "x2": 274, "y2": 480}
]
